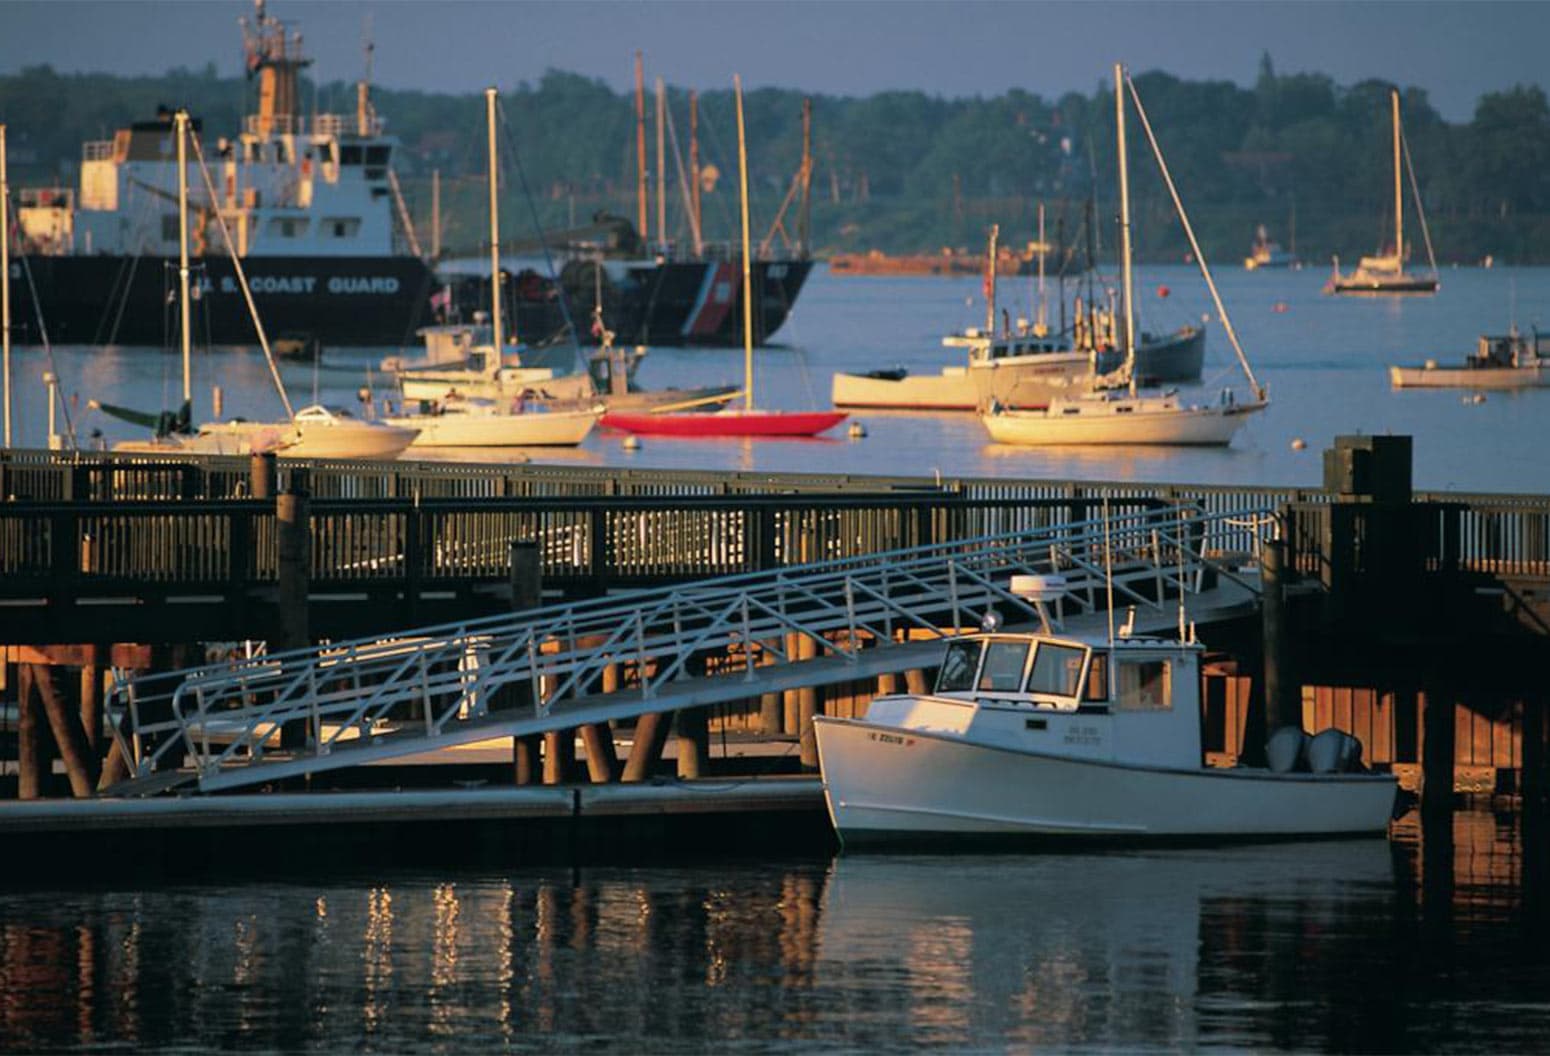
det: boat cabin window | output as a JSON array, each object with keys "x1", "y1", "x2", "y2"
[
  {"x1": 977, "y1": 641, "x2": 1030, "y2": 692},
  {"x1": 1026, "y1": 642, "x2": 1085, "y2": 698},
  {"x1": 1116, "y1": 659, "x2": 1171, "y2": 711},
  {"x1": 323, "y1": 218, "x2": 361, "y2": 239},
  {"x1": 340, "y1": 145, "x2": 364, "y2": 166},
  {"x1": 935, "y1": 640, "x2": 981, "y2": 693},
  {"x1": 1084, "y1": 653, "x2": 1109, "y2": 703}
]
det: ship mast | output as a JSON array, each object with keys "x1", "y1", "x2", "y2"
[
  {"x1": 241, "y1": 0, "x2": 310, "y2": 137},
  {"x1": 655, "y1": 77, "x2": 667, "y2": 254},
  {"x1": 1391, "y1": 88, "x2": 1403, "y2": 264},
  {"x1": 799, "y1": 98, "x2": 813, "y2": 259},
  {"x1": 634, "y1": 52, "x2": 648, "y2": 245},
  {"x1": 983, "y1": 223, "x2": 998, "y2": 336},
  {"x1": 176, "y1": 110, "x2": 192, "y2": 411},
  {"x1": 689, "y1": 92, "x2": 703, "y2": 255}
]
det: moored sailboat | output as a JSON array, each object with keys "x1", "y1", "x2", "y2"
[
  {"x1": 601, "y1": 75, "x2": 846, "y2": 439},
  {"x1": 982, "y1": 64, "x2": 1266, "y2": 448},
  {"x1": 1326, "y1": 89, "x2": 1439, "y2": 296}
]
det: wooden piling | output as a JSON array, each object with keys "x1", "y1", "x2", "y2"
[
  {"x1": 580, "y1": 724, "x2": 619, "y2": 783},
  {"x1": 1421, "y1": 687, "x2": 1457, "y2": 820},
  {"x1": 798, "y1": 635, "x2": 820, "y2": 769},
  {"x1": 31, "y1": 662, "x2": 99, "y2": 797},
  {"x1": 1260, "y1": 537, "x2": 1300, "y2": 732},
  {"x1": 16, "y1": 664, "x2": 44, "y2": 800},
  {"x1": 543, "y1": 730, "x2": 577, "y2": 785},
  {"x1": 276, "y1": 475, "x2": 311, "y2": 750},
  {"x1": 79, "y1": 645, "x2": 103, "y2": 752},
  {"x1": 905, "y1": 668, "x2": 929, "y2": 695},
  {"x1": 675, "y1": 706, "x2": 709, "y2": 779},
  {"x1": 877, "y1": 671, "x2": 899, "y2": 696},
  {"x1": 509, "y1": 540, "x2": 543, "y2": 783},
  {"x1": 513, "y1": 735, "x2": 541, "y2": 786},
  {"x1": 622, "y1": 711, "x2": 669, "y2": 782},
  {"x1": 249, "y1": 451, "x2": 276, "y2": 500},
  {"x1": 782, "y1": 632, "x2": 800, "y2": 734}
]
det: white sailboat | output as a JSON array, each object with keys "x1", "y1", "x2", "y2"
[
  {"x1": 982, "y1": 64, "x2": 1266, "y2": 447},
  {"x1": 105, "y1": 110, "x2": 417, "y2": 459},
  {"x1": 385, "y1": 88, "x2": 602, "y2": 448},
  {"x1": 1326, "y1": 89, "x2": 1439, "y2": 296}
]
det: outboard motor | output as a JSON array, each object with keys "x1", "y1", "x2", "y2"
[
  {"x1": 1306, "y1": 728, "x2": 1365, "y2": 773},
  {"x1": 1266, "y1": 726, "x2": 1309, "y2": 773}
]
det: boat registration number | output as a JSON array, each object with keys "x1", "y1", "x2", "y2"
[
  {"x1": 868, "y1": 732, "x2": 914, "y2": 747},
  {"x1": 1063, "y1": 724, "x2": 1102, "y2": 747}
]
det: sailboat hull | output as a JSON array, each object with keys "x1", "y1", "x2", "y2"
[
  {"x1": 600, "y1": 409, "x2": 846, "y2": 437},
  {"x1": 983, "y1": 399, "x2": 1262, "y2": 446},
  {"x1": 386, "y1": 405, "x2": 601, "y2": 447}
]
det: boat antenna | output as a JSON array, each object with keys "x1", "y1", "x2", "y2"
[
  {"x1": 1124, "y1": 70, "x2": 1265, "y2": 402},
  {"x1": 735, "y1": 74, "x2": 755, "y2": 410},
  {"x1": 188, "y1": 127, "x2": 293, "y2": 418},
  {"x1": 1114, "y1": 64, "x2": 1137, "y2": 398}
]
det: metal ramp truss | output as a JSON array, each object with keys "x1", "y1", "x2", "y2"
[{"x1": 105, "y1": 503, "x2": 1272, "y2": 794}]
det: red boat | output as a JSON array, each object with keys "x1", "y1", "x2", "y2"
[{"x1": 600, "y1": 409, "x2": 846, "y2": 437}]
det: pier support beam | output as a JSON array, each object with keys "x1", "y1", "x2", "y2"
[
  {"x1": 798, "y1": 636, "x2": 820, "y2": 769},
  {"x1": 276, "y1": 474, "x2": 310, "y2": 751},
  {"x1": 16, "y1": 665, "x2": 45, "y2": 800},
  {"x1": 249, "y1": 451, "x2": 276, "y2": 500},
  {"x1": 507, "y1": 540, "x2": 543, "y2": 784},
  {"x1": 1421, "y1": 686, "x2": 1457, "y2": 822},
  {"x1": 543, "y1": 730, "x2": 577, "y2": 785},
  {"x1": 580, "y1": 724, "x2": 619, "y2": 783},
  {"x1": 1260, "y1": 538, "x2": 1301, "y2": 732},
  {"x1": 30, "y1": 662, "x2": 98, "y2": 797},
  {"x1": 79, "y1": 645, "x2": 103, "y2": 753},
  {"x1": 675, "y1": 706, "x2": 709, "y2": 779},
  {"x1": 622, "y1": 712, "x2": 669, "y2": 782}
]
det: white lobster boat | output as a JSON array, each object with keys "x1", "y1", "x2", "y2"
[{"x1": 813, "y1": 620, "x2": 1396, "y2": 847}]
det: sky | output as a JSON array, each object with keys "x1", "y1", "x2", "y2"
[{"x1": 2, "y1": 1, "x2": 1547, "y2": 122}]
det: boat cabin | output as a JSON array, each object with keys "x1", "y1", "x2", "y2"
[{"x1": 863, "y1": 632, "x2": 1205, "y2": 770}]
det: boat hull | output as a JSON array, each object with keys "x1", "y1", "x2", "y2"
[
  {"x1": 192, "y1": 419, "x2": 419, "y2": 459},
  {"x1": 831, "y1": 367, "x2": 979, "y2": 410},
  {"x1": 387, "y1": 406, "x2": 600, "y2": 447},
  {"x1": 599, "y1": 409, "x2": 846, "y2": 437},
  {"x1": 983, "y1": 400, "x2": 1259, "y2": 446},
  {"x1": 1327, "y1": 274, "x2": 1439, "y2": 296},
  {"x1": 1390, "y1": 364, "x2": 1549, "y2": 389},
  {"x1": 12, "y1": 254, "x2": 437, "y2": 347},
  {"x1": 813, "y1": 717, "x2": 1397, "y2": 846}
]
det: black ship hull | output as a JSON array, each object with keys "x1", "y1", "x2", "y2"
[
  {"x1": 8, "y1": 254, "x2": 438, "y2": 347},
  {"x1": 447, "y1": 258, "x2": 814, "y2": 348}
]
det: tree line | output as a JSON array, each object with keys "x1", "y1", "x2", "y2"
[{"x1": 2, "y1": 54, "x2": 1548, "y2": 263}]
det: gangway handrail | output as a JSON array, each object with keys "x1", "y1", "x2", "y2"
[{"x1": 104, "y1": 502, "x2": 1274, "y2": 793}]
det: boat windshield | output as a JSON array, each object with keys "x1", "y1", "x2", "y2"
[
  {"x1": 977, "y1": 640, "x2": 1030, "y2": 691},
  {"x1": 935, "y1": 640, "x2": 982, "y2": 693},
  {"x1": 1025, "y1": 642, "x2": 1086, "y2": 698}
]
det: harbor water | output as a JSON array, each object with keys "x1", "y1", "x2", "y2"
[
  {"x1": 0, "y1": 813, "x2": 1547, "y2": 1052},
  {"x1": 11, "y1": 263, "x2": 1550, "y2": 493}
]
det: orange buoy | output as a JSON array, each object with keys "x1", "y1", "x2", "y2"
[{"x1": 1272, "y1": 301, "x2": 1289, "y2": 313}]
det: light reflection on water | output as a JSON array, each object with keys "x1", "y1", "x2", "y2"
[
  {"x1": 14, "y1": 266, "x2": 1550, "y2": 493},
  {"x1": 1, "y1": 811, "x2": 1547, "y2": 1053}
]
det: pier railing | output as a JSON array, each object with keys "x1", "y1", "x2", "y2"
[{"x1": 105, "y1": 502, "x2": 1267, "y2": 793}]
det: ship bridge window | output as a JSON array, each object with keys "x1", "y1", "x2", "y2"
[
  {"x1": 267, "y1": 218, "x2": 308, "y2": 238},
  {"x1": 1116, "y1": 659, "x2": 1171, "y2": 711},
  {"x1": 1026, "y1": 642, "x2": 1085, "y2": 698},
  {"x1": 322, "y1": 218, "x2": 361, "y2": 239},
  {"x1": 365, "y1": 145, "x2": 391, "y2": 166},
  {"x1": 977, "y1": 641, "x2": 1030, "y2": 692},
  {"x1": 935, "y1": 640, "x2": 982, "y2": 693},
  {"x1": 340, "y1": 145, "x2": 364, "y2": 166}
]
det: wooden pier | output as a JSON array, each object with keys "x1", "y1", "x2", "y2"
[{"x1": 2, "y1": 438, "x2": 1549, "y2": 873}]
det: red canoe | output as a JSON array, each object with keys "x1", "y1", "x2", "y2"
[{"x1": 600, "y1": 409, "x2": 848, "y2": 437}]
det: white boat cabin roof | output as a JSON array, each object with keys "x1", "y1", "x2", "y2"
[{"x1": 930, "y1": 631, "x2": 1200, "y2": 712}]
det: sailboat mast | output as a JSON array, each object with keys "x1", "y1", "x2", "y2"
[
  {"x1": 1391, "y1": 88, "x2": 1403, "y2": 264},
  {"x1": 176, "y1": 109, "x2": 192, "y2": 408},
  {"x1": 1, "y1": 123, "x2": 10, "y2": 447},
  {"x1": 689, "y1": 92, "x2": 702, "y2": 255},
  {"x1": 984, "y1": 224, "x2": 999, "y2": 335},
  {"x1": 431, "y1": 169, "x2": 441, "y2": 260},
  {"x1": 1114, "y1": 64, "x2": 1137, "y2": 395},
  {"x1": 655, "y1": 77, "x2": 666, "y2": 254},
  {"x1": 1035, "y1": 202, "x2": 1047, "y2": 334},
  {"x1": 799, "y1": 98, "x2": 813, "y2": 259},
  {"x1": 735, "y1": 74, "x2": 754, "y2": 411},
  {"x1": 635, "y1": 52, "x2": 648, "y2": 244},
  {"x1": 485, "y1": 87, "x2": 503, "y2": 355}
]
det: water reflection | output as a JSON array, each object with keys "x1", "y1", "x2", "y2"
[{"x1": 1, "y1": 816, "x2": 1549, "y2": 1052}]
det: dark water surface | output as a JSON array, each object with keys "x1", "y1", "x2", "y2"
[{"x1": 1, "y1": 811, "x2": 1547, "y2": 1053}]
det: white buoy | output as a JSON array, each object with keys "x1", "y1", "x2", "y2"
[
  {"x1": 622, "y1": 434, "x2": 642, "y2": 451},
  {"x1": 847, "y1": 421, "x2": 867, "y2": 439}
]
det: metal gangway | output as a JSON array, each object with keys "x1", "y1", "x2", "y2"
[{"x1": 104, "y1": 503, "x2": 1274, "y2": 795}]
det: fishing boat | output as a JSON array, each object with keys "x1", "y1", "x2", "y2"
[
  {"x1": 8, "y1": 1, "x2": 435, "y2": 347},
  {"x1": 812, "y1": 581, "x2": 1397, "y2": 847},
  {"x1": 1326, "y1": 90, "x2": 1439, "y2": 296},
  {"x1": 601, "y1": 76, "x2": 846, "y2": 440},
  {"x1": 1389, "y1": 327, "x2": 1550, "y2": 389},
  {"x1": 1243, "y1": 224, "x2": 1297, "y2": 270},
  {"x1": 982, "y1": 64, "x2": 1266, "y2": 447}
]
